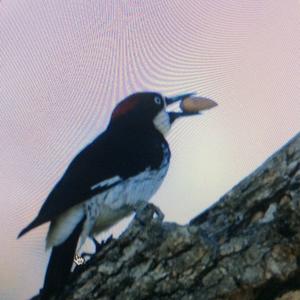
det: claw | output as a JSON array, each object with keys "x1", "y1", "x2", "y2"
[
  {"x1": 133, "y1": 202, "x2": 164, "y2": 225},
  {"x1": 80, "y1": 236, "x2": 110, "y2": 259},
  {"x1": 151, "y1": 204, "x2": 164, "y2": 222},
  {"x1": 92, "y1": 237, "x2": 104, "y2": 253}
]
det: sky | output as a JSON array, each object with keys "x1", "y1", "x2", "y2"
[{"x1": 1, "y1": 1, "x2": 300, "y2": 299}]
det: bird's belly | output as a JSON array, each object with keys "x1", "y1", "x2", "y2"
[
  {"x1": 92, "y1": 205, "x2": 132, "y2": 234},
  {"x1": 82, "y1": 162, "x2": 169, "y2": 243}
]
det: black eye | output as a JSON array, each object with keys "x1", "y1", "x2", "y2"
[{"x1": 154, "y1": 96, "x2": 161, "y2": 105}]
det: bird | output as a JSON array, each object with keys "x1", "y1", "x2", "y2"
[{"x1": 18, "y1": 91, "x2": 202, "y2": 298}]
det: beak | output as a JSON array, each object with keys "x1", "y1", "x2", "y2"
[{"x1": 165, "y1": 92, "x2": 199, "y2": 124}]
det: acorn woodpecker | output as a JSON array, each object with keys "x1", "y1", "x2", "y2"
[{"x1": 18, "y1": 91, "x2": 203, "y2": 297}]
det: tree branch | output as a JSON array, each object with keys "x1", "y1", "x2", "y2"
[{"x1": 48, "y1": 132, "x2": 300, "y2": 300}]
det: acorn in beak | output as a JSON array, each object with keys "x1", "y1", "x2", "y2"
[{"x1": 166, "y1": 93, "x2": 218, "y2": 123}]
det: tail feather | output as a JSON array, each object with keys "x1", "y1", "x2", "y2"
[{"x1": 40, "y1": 217, "x2": 85, "y2": 299}]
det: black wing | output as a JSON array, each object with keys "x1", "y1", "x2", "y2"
[{"x1": 18, "y1": 129, "x2": 167, "y2": 238}]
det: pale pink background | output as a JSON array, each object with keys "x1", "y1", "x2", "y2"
[{"x1": 1, "y1": 1, "x2": 299, "y2": 299}]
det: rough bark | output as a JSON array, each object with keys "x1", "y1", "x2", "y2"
[{"x1": 50, "y1": 132, "x2": 300, "y2": 300}]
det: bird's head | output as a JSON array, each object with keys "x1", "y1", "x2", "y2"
[{"x1": 109, "y1": 92, "x2": 200, "y2": 136}]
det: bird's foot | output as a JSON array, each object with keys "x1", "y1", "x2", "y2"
[
  {"x1": 91, "y1": 236, "x2": 105, "y2": 253},
  {"x1": 151, "y1": 203, "x2": 164, "y2": 222},
  {"x1": 81, "y1": 235, "x2": 113, "y2": 259},
  {"x1": 134, "y1": 202, "x2": 164, "y2": 226},
  {"x1": 92, "y1": 235, "x2": 113, "y2": 253}
]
